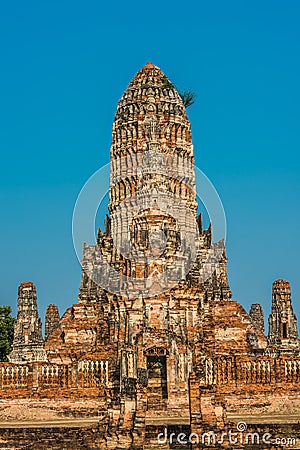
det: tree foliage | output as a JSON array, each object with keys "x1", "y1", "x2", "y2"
[
  {"x1": 161, "y1": 76, "x2": 196, "y2": 108},
  {"x1": 0, "y1": 306, "x2": 14, "y2": 361},
  {"x1": 179, "y1": 91, "x2": 196, "y2": 108}
]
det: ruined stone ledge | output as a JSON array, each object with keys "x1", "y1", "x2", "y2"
[
  {"x1": 228, "y1": 413, "x2": 300, "y2": 424},
  {"x1": 0, "y1": 417, "x2": 100, "y2": 428},
  {"x1": 145, "y1": 415, "x2": 190, "y2": 425}
]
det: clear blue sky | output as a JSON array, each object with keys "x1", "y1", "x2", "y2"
[{"x1": 1, "y1": 1, "x2": 300, "y2": 332}]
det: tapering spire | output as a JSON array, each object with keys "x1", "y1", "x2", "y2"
[
  {"x1": 110, "y1": 62, "x2": 196, "y2": 214},
  {"x1": 268, "y1": 279, "x2": 299, "y2": 352},
  {"x1": 79, "y1": 63, "x2": 230, "y2": 300},
  {"x1": 9, "y1": 282, "x2": 47, "y2": 363}
]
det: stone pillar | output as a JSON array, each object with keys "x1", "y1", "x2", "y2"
[
  {"x1": 249, "y1": 303, "x2": 265, "y2": 334},
  {"x1": 45, "y1": 304, "x2": 60, "y2": 340}
]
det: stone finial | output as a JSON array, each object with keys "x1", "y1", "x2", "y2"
[
  {"x1": 8, "y1": 281, "x2": 47, "y2": 363},
  {"x1": 143, "y1": 62, "x2": 156, "y2": 69},
  {"x1": 45, "y1": 304, "x2": 60, "y2": 341},
  {"x1": 249, "y1": 303, "x2": 265, "y2": 334}
]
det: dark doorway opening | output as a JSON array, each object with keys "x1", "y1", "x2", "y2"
[
  {"x1": 282, "y1": 322, "x2": 288, "y2": 339},
  {"x1": 147, "y1": 355, "x2": 168, "y2": 400}
]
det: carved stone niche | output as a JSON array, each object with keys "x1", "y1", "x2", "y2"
[
  {"x1": 247, "y1": 332, "x2": 259, "y2": 350},
  {"x1": 137, "y1": 368, "x2": 148, "y2": 387},
  {"x1": 122, "y1": 376, "x2": 137, "y2": 396}
]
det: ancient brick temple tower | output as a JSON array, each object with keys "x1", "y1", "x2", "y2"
[
  {"x1": 77, "y1": 61, "x2": 231, "y2": 303},
  {"x1": 44, "y1": 62, "x2": 235, "y2": 436},
  {"x1": 268, "y1": 279, "x2": 299, "y2": 353},
  {"x1": 6, "y1": 63, "x2": 300, "y2": 449},
  {"x1": 9, "y1": 282, "x2": 46, "y2": 363}
]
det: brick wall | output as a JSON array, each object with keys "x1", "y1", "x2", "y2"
[{"x1": 0, "y1": 360, "x2": 109, "y2": 399}]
